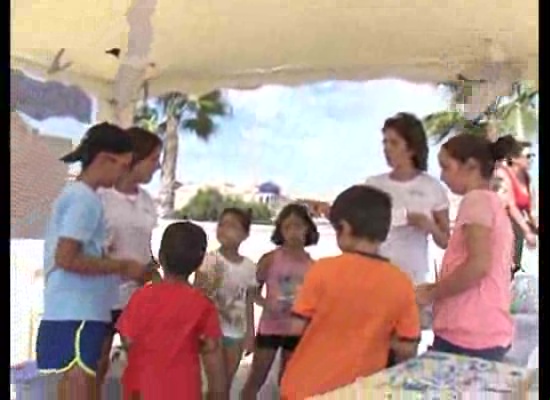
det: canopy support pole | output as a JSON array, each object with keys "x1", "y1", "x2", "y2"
[{"x1": 110, "y1": 0, "x2": 158, "y2": 129}]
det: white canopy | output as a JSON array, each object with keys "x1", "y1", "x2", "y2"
[{"x1": 12, "y1": 0, "x2": 538, "y2": 117}]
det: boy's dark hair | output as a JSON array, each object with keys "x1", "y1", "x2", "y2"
[
  {"x1": 159, "y1": 222, "x2": 207, "y2": 277},
  {"x1": 220, "y1": 207, "x2": 253, "y2": 234},
  {"x1": 271, "y1": 203, "x2": 319, "y2": 247},
  {"x1": 329, "y1": 185, "x2": 392, "y2": 242},
  {"x1": 383, "y1": 112, "x2": 429, "y2": 171},
  {"x1": 126, "y1": 127, "x2": 163, "y2": 167}
]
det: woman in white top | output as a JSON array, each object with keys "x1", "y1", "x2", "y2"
[
  {"x1": 96, "y1": 127, "x2": 162, "y2": 390},
  {"x1": 366, "y1": 112, "x2": 450, "y2": 284}
]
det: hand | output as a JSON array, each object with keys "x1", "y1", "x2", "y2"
[
  {"x1": 416, "y1": 283, "x2": 436, "y2": 307},
  {"x1": 525, "y1": 232, "x2": 537, "y2": 249},
  {"x1": 406, "y1": 212, "x2": 433, "y2": 233},
  {"x1": 243, "y1": 333, "x2": 255, "y2": 356},
  {"x1": 120, "y1": 260, "x2": 147, "y2": 280}
]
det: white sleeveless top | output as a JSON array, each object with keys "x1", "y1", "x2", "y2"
[{"x1": 99, "y1": 187, "x2": 157, "y2": 310}]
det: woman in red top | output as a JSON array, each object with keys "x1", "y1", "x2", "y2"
[{"x1": 492, "y1": 136, "x2": 538, "y2": 277}]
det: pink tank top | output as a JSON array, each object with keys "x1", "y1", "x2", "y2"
[{"x1": 258, "y1": 249, "x2": 312, "y2": 336}]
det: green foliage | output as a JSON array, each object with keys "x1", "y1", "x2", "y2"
[
  {"x1": 133, "y1": 90, "x2": 230, "y2": 140},
  {"x1": 177, "y1": 188, "x2": 273, "y2": 223},
  {"x1": 423, "y1": 80, "x2": 538, "y2": 142}
]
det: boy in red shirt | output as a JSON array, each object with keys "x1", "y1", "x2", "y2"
[{"x1": 116, "y1": 222, "x2": 228, "y2": 400}]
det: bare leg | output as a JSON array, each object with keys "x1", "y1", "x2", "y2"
[
  {"x1": 223, "y1": 341, "x2": 244, "y2": 390},
  {"x1": 57, "y1": 365, "x2": 97, "y2": 400},
  {"x1": 95, "y1": 331, "x2": 116, "y2": 397},
  {"x1": 241, "y1": 348, "x2": 277, "y2": 400}
]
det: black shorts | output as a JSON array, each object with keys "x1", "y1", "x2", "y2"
[
  {"x1": 255, "y1": 334, "x2": 301, "y2": 351},
  {"x1": 107, "y1": 309, "x2": 122, "y2": 333}
]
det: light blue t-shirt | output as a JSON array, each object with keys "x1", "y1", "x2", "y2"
[{"x1": 42, "y1": 181, "x2": 118, "y2": 322}]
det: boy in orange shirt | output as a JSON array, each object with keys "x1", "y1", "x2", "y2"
[{"x1": 281, "y1": 185, "x2": 421, "y2": 399}]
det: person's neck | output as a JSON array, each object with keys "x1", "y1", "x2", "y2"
[
  {"x1": 77, "y1": 170, "x2": 102, "y2": 190},
  {"x1": 219, "y1": 246, "x2": 242, "y2": 262},
  {"x1": 347, "y1": 240, "x2": 380, "y2": 255},
  {"x1": 281, "y1": 244, "x2": 305, "y2": 256},
  {"x1": 164, "y1": 273, "x2": 191, "y2": 285},
  {"x1": 389, "y1": 165, "x2": 420, "y2": 182},
  {"x1": 464, "y1": 176, "x2": 491, "y2": 193},
  {"x1": 115, "y1": 176, "x2": 139, "y2": 195}
]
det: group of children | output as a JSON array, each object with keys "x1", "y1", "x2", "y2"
[
  {"x1": 36, "y1": 119, "x2": 518, "y2": 400},
  {"x1": 116, "y1": 186, "x2": 422, "y2": 400},
  {"x1": 116, "y1": 203, "x2": 319, "y2": 399},
  {"x1": 115, "y1": 137, "x2": 517, "y2": 400}
]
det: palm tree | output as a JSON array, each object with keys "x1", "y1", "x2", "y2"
[
  {"x1": 134, "y1": 90, "x2": 230, "y2": 217},
  {"x1": 496, "y1": 81, "x2": 538, "y2": 140},
  {"x1": 423, "y1": 80, "x2": 538, "y2": 142}
]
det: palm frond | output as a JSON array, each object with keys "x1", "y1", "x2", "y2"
[
  {"x1": 423, "y1": 110, "x2": 465, "y2": 142},
  {"x1": 182, "y1": 111, "x2": 216, "y2": 140},
  {"x1": 498, "y1": 107, "x2": 538, "y2": 139},
  {"x1": 197, "y1": 90, "x2": 230, "y2": 117},
  {"x1": 133, "y1": 104, "x2": 160, "y2": 132},
  {"x1": 199, "y1": 90, "x2": 223, "y2": 103}
]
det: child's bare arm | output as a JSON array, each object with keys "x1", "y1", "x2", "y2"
[
  {"x1": 201, "y1": 338, "x2": 228, "y2": 400},
  {"x1": 253, "y1": 252, "x2": 274, "y2": 307},
  {"x1": 245, "y1": 288, "x2": 255, "y2": 336}
]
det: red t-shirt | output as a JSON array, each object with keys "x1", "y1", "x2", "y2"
[{"x1": 116, "y1": 281, "x2": 222, "y2": 400}]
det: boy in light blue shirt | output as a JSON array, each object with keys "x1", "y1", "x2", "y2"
[{"x1": 36, "y1": 123, "x2": 150, "y2": 400}]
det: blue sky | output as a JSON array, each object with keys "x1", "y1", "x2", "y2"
[{"x1": 20, "y1": 79, "x2": 538, "y2": 200}]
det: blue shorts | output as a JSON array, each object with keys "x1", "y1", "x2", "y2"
[{"x1": 36, "y1": 320, "x2": 110, "y2": 376}]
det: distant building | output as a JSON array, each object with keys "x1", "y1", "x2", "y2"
[
  {"x1": 296, "y1": 199, "x2": 331, "y2": 218},
  {"x1": 170, "y1": 180, "x2": 292, "y2": 214},
  {"x1": 254, "y1": 181, "x2": 283, "y2": 207}
]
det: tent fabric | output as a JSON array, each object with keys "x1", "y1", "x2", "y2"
[{"x1": 12, "y1": 0, "x2": 538, "y2": 103}]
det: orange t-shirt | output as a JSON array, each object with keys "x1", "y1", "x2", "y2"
[{"x1": 280, "y1": 252, "x2": 420, "y2": 399}]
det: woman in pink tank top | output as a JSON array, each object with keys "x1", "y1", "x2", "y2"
[
  {"x1": 242, "y1": 204, "x2": 318, "y2": 399},
  {"x1": 416, "y1": 134, "x2": 514, "y2": 362}
]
